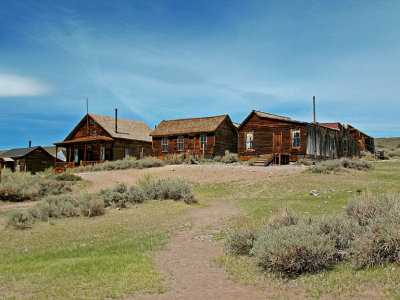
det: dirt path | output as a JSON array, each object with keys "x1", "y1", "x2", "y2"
[{"x1": 138, "y1": 200, "x2": 272, "y2": 300}]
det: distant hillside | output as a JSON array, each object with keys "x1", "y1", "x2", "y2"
[{"x1": 375, "y1": 137, "x2": 400, "y2": 149}]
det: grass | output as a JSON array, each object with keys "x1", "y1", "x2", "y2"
[
  {"x1": 0, "y1": 200, "x2": 190, "y2": 299},
  {"x1": 200, "y1": 161, "x2": 400, "y2": 298}
]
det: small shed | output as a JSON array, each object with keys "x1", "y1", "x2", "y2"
[
  {"x1": 0, "y1": 146, "x2": 55, "y2": 173},
  {"x1": 345, "y1": 124, "x2": 375, "y2": 153},
  {"x1": 150, "y1": 115, "x2": 237, "y2": 158}
]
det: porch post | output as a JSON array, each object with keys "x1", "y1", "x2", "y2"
[
  {"x1": 0, "y1": 162, "x2": 2, "y2": 183},
  {"x1": 100, "y1": 144, "x2": 103, "y2": 162},
  {"x1": 84, "y1": 144, "x2": 87, "y2": 163}
]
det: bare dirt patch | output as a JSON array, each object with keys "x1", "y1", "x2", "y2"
[
  {"x1": 137, "y1": 200, "x2": 283, "y2": 300},
  {"x1": 78, "y1": 164, "x2": 306, "y2": 193}
]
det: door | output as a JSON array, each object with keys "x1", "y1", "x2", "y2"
[{"x1": 273, "y1": 132, "x2": 282, "y2": 153}]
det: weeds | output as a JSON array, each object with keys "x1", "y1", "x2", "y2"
[
  {"x1": 73, "y1": 158, "x2": 164, "y2": 173},
  {"x1": 221, "y1": 150, "x2": 239, "y2": 164},
  {"x1": 312, "y1": 158, "x2": 372, "y2": 173},
  {"x1": 7, "y1": 210, "x2": 34, "y2": 229},
  {"x1": 247, "y1": 158, "x2": 257, "y2": 166},
  {"x1": 297, "y1": 158, "x2": 313, "y2": 166}
]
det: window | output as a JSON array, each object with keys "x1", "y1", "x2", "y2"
[
  {"x1": 329, "y1": 133, "x2": 336, "y2": 151},
  {"x1": 125, "y1": 146, "x2": 131, "y2": 157},
  {"x1": 246, "y1": 132, "x2": 254, "y2": 150},
  {"x1": 178, "y1": 136, "x2": 184, "y2": 151},
  {"x1": 74, "y1": 149, "x2": 79, "y2": 163},
  {"x1": 343, "y1": 136, "x2": 348, "y2": 152},
  {"x1": 102, "y1": 147, "x2": 106, "y2": 161},
  {"x1": 162, "y1": 137, "x2": 168, "y2": 152},
  {"x1": 292, "y1": 129, "x2": 300, "y2": 148},
  {"x1": 200, "y1": 134, "x2": 207, "y2": 150}
]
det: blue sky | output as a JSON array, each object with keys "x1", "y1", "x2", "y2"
[{"x1": 0, "y1": 1, "x2": 399, "y2": 149}]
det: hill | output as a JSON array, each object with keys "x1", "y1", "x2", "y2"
[{"x1": 375, "y1": 137, "x2": 400, "y2": 149}]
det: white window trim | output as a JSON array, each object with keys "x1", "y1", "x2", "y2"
[
  {"x1": 292, "y1": 129, "x2": 301, "y2": 149},
  {"x1": 245, "y1": 132, "x2": 254, "y2": 150}
]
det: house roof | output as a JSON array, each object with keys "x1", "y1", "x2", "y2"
[
  {"x1": 150, "y1": 115, "x2": 230, "y2": 137},
  {"x1": 62, "y1": 114, "x2": 152, "y2": 143},
  {"x1": 232, "y1": 122, "x2": 241, "y2": 128},
  {"x1": 0, "y1": 146, "x2": 44, "y2": 158},
  {"x1": 238, "y1": 110, "x2": 307, "y2": 131},
  {"x1": 320, "y1": 122, "x2": 341, "y2": 130},
  {"x1": 345, "y1": 124, "x2": 371, "y2": 138}
]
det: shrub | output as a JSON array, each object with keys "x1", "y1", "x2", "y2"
[
  {"x1": 79, "y1": 193, "x2": 105, "y2": 217},
  {"x1": 55, "y1": 173, "x2": 82, "y2": 181},
  {"x1": 387, "y1": 149, "x2": 400, "y2": 157},
  {"x1": 7, "y1": 210, "x2": 34, "y2": 229},
  {"x1": 99, "y1": 183, "x2": 129, "y2": 208},
  {"x1": 213, "y1": 156, "x2": 222, "y2": 163},
  {"x1": 345, "y1": 193, "x2": 400, "y2": 226},
  {"x1": 224, "y1": 227, "x2": 258, "y2": 255},
  {"x1": 297, "y1": 158, "x2": 313, "y2": 166},
  {"x1": 314, "y1": 214, "x2": 360, "y2": 253},
  {"x1": 247, "y1": 158, "x2": 257, "y2": 166},
  {"x1": 136, "y1": 158, "x2": 164, "y2": 169},
  {"x1": 360, "y1": 151, "x2": 372, "y2": 158},
  {"x1": 0, "y1": 185, "x2": 32, "y2": 202},
  {"x1": 267, "y1": 208, "x2": 301, "y2": 230},
  {"x1": 221, "y1": 150, "x2": 239, "y2": 164},
  {"x1": 127, "y1": 185, "x2": 147, "y2": 203},
  {"x1": 165, "y1": 154, "x2": 184, "y2": 165},
  {"x1": 312, "y1": 158, "x2": 372, "y2": 173},
  {"x1": 37, "y1": 181, "x2": 72, "y2": 197},
  {"x1": 351, "y1": 218, "x2": 400, "y2": 269},
  {"x1": 251, "y1": 223, "x2": 337, "y2": 277}
]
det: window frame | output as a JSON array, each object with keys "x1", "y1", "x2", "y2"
[
  {"x1": 343, "y1": 136, "x2": 348, "y2": 153},
  {"x1": 200, "y1": 134, "x2": 207, "y2": 150},
  {"x1": 178, "y1": 136, "x2": 184, "y2": 151},
  {"x1": 291, "y1": 129, "x2": 301, "y2": 149},
  {"x1": 245, "y1": 132, "x2": 254, "y2": 150},
  {"x1": 162, "y1": 137, "x2": 168, "y2": 152},
  {"x1": 329, "y1": 133, "x2": 336, "y2": 151},
  {"x1": 125, "y1": 146, "x2": 131, "y2": 157}
]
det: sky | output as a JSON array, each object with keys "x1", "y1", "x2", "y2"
[{"x1": 0, "y1": 0, "x2": 399, "y2": 149}]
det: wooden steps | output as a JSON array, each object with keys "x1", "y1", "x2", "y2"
[{"x1": 253, "y1": 154, "x2": 274, "y2": 166}]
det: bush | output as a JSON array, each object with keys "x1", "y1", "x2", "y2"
[
  {"x1": 0, "y1": 185, "x2": 32, "y2": 202},
  {"x1": 345, "y1": 193, "x2": 400, "y2": 226},
  {"x1": 54, "y1": 173, "x2": 82, "y2": 181},
  {"x1": 387, "y1": 149, "x2": 400, "y2": 157},
  {"x1": 221, "y1": 150, "x2": 239, "y2": 164},
  {"x1": 165, "y1": 154, "x2": 184, "y2": 165},
  {"x1": 7, "y1": 210, "x2": 34, "y2": 229},
  {"x1": 251, "y1": 223, "x2": 337, "y2": 277},
  {"x1": 360, "y1": 151, "x2": 372, "y2": 158},
  {"x1": 267, "y1": 208, "x2": 301, "y2": 230},
  {"x1": 213, "y1": 156, "x2": 222, "y2": 163},
  {"x1": 351, "y1": 219, "x2": 400, "y2": 269},
  {"x1": 297, "y1": 158, "x2": 313, "y2": 166},
  {"x1": 314, "y1": 214, "x2": 360, "y2": 253},
  {"x1": 73, "y1": 158, "x2": 164, "y2": 173},
  {"x1": 37, "y1": 181, "x2": 72, "y2": 197},
  {"x1": 312, "y1": 158, "x2": 372, "y2": 173},
  {"x1": 136, "y1": 158, "x2": 164, "y2": 169},
  {"x1": 224, "y1": 227, "x2": 258, "y2": 255},
  {"x1": 247, "y1": 158, "x2": 257, "y2": 166},
  {"x1": 79, "y1": 193, "x2": 105, "y2": 217}
]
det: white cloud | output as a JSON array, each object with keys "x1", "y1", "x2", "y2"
[{"x1": 0, "y1": 73, "x2": 51, "y2": 97}]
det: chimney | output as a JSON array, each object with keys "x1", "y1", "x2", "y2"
[
  {"x1": 29, "y1": 141, "x2": 32, "y2": 148},
  {"x1": 115, "y1": 109, "x2": 118, "y2": 133},
  {"x1": 313, "y1": 96, "x2": 316, "y2": 123}
]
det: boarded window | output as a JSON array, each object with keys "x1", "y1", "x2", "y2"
[
  {"x1": 246, "y1": 132, "x2": 254, "y2": 150},
  {"x1": 162, "y1": 137, "x2": 168, "y2": 152},
  {"x1": 178, "y1": 136, "x2": 184, "y2": 151},
  {"x1": 200, "y1": 134, "x2": 207, "y2": 150},
  {"x1": 292, "y1": 129, "x2": 300, "y2": 148},
  {"x1": 343, "y1": 136, "x2": 348, "y2": 152}
]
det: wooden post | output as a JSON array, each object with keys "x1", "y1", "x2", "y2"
[
  {"x1": 84, "y1": 144, "x2": 87, "y2": 163},
  {"x1": 0, "y1": 162, "x2": 2, "y2": 183},
  {"x1": 55, "y1": 146, "x2": 58, "y2": 169},
  {"x1": 100, "y1": 144, "x2": 103, "y2": 162},
  {"x1": 68, "y1": 147, "x2": 72, "y2": 163}
]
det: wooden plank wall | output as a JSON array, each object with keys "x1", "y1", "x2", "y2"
[
  {"x1": 214, "y1": 119, "x2": 237, "y2": 156},
  {"x1": 238, "y1": 114, "x2": 308, "y2": 161},
  {"x1": 71, "y1": 117, "x2": 109, "y2": 139},
  {"x1": 152, "y1": 134, "x2": 215, "y2": 156},
  {"x1": 112, "y1": 139, "x2": 152, "y2": 160},
  {"x1": 24, "y1": 148, "x2": 54, "y2": 173}
]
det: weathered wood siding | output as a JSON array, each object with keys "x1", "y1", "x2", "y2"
[
  {"x1": 238, "y1": 114, "x2": 308, "y2": 161},
  {"x1": 112, "y1": 139, "x2": 152, "y2": 160},
  {"x1": 152, "y1": 134, "x2": 215, "y2": 156},
  {"x1": 214, "y1": 119, "x2": 237, "y2": 156},
  {"x1": 70, "y1": 116, "x2": 110, "y2": 139}
]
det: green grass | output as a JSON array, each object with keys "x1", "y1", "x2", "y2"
[
  {"x1": 206, "y1": 161, "x2": 400, "y2": 298},
  {"x1": 0, "y1": 200, "x2": 190, "y2": 299}
]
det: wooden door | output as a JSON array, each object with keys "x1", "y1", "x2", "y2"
[{"x1": 273, "y1": 132, "x2": 282, "y2": 153}]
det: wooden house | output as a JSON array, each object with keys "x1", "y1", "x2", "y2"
[
  {"x1": 345, "y1": 124, "x2": 375, "y2": 153},
  {"x1": 150, "y1": 115, "x2": 237, "y2": 158},
  {"x1": 54, "y1": 113, "x2": 152, "y2": 169},
  {"x1": 0, "y1": 146, "x2": 55, "y2": 173},
  {"x1": 237, "y1": 110, "x2": 360, "y2": 164}
]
